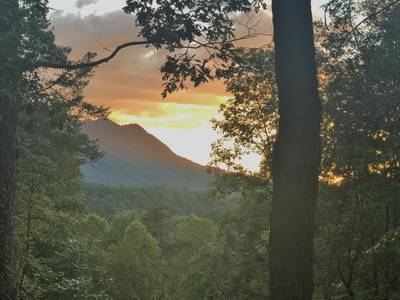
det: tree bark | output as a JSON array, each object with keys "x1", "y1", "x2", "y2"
[
  {"x1": 0, "y1": 1, "x2": 20, "y2": 299},
  {"x1": 269, "y1": 1, "x2": 322, "y2": 300}
]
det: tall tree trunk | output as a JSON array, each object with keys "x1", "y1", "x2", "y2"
[
  {"x1": 0, "y1": 0, "x2": 20, "y2": 299},
  {"x1": 269, "y1": 1, "x2": 322, "y2": 300}
]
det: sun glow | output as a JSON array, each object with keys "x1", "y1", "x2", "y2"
[{"x1": 109, "y1": 102, "x2": 220, "y2": 129}]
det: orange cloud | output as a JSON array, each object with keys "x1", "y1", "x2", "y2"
[{"x1": 51, "y1": 9, "x2": 272, "y2": 115}]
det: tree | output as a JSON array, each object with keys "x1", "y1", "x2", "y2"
[
  {"x1": 268, "y1": 1, "x2": 322, "y2": 299},
  {"x1": 107, "y1": 209, "x2": 140, "y2": 244},
  {"x1": 207, "y1": 1, "x2": 400, "y2": 297},
  {"x1": 175, "y1": 214, "x2": 217, "y2": 251},
  {"x1": 0, "y1": 1, "x2": 21, "y2": 298},
  {"x1": 211, "y1": 48, "x2": 278, "y2": 176},
  {"x1": 142, "y1": 201, "x2": 173, "y2": 248},
  {"x1": 106, "y1": 220, "x2": 162, "y2": 300},
  {"x1": 176, "y1": 182, "x2": 270, "y2": 299},
  {"x1": 13, "y1": 84, "x2": 107, "y2": 299},
  {"x1": 314, "y1": 2, "x2": 400, "y2": 299},
  {"x1": 210, "y1": 37, "x2": 320, "y2": 298},
  {"x1": 0, "y1": 2, "x2": 96, "y2": 297}
]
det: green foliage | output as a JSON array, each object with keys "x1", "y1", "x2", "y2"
[
  {"x1": 142, "y1": 202, "x2": 173, "y2": 249},
  {"x1": 313, "y1": 2, "x2": 400, "y2": 299},
  {"x1": 82, "y1": 182, "x2": 227, "y2": 219},
  {"x1": 175, "y1": 214, "x2": 217, "y2": 249},
  {"x1": 14, "y1": 96, "x2": 108, "y2": 299},
  {"x1": 11, "y1": 2, "x2": 108, "y2": 298},
  {"x1": 211, "y1": 48, "x2": 278, "y2": 176},
  {"x1": 107, "y1": 209, "x2": 140, "y2": 245},
  {"x1": 207, "y1": 2, "x2": 400, "y2": 298},
  {"x1": 106, "y1": 220, "x2": 163, "y2": 300},
  {"x1": 178, "y1": 187, "x2": 270, "y2": 300},
  {"x1": 123, "y1": 0, "x2": 267, "y2": 97}
]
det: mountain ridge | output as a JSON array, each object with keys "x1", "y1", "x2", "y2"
[{"x1": 81, "y1": 119, "x2": 213, "y2": 190}]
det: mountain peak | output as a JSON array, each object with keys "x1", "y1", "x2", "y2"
[
  {"x1": 121, "y1": 122, "x2": 147, "y2": 131},
  {"x1": 81, "y1": 119, "x2": 213, "y2": 190},
  {"x1": 87, "y1": 119, "x2": 145, "y2": 132}
]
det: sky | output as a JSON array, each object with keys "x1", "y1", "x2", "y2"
[{"x1": 48, "y1": 0, "x2": 327, "y2": 168}]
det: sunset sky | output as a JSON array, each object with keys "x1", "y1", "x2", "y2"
[{"x1": 48, "y1": 0, "x2": 326, "y2": 167}]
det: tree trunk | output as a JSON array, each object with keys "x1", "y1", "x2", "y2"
[
  {"x1": 0, "y1": 91, "x2": 19, "y2": 300},
  {"x1": 269, "y1": 1, "x2": 322, "y2": 300},
  {"x1": 0, "y1": 0, "x2": 20, "y2": 299}
]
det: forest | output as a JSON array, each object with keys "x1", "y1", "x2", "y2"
[{"x1": 0, "y1": 0, "x2": 399, "y2": 299}]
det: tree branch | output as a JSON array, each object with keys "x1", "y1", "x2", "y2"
[
  {"x1": 34, "y1": 32, "x2": 270, "y2": 71},
  {"x1": 34, "y1": 40, "x2": 148, "y2": 70}
]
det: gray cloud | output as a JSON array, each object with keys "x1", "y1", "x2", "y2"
[{"x1": 75, "y1": 0, "x2": 99, "y2": 9}]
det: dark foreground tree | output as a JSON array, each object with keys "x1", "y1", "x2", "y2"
[
  {"x1": 0, "y1": 1, "x2": 21, "y2": 298},
  {"x1": 269, "y1": 1, "x2": 322, "y2": 299},
  {"x1": 0, "y1": 1, "x2": 95, "y2": 297}
]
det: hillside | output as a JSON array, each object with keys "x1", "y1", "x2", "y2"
[{"x1": 81, "y1": 119, "x2": 214, "y2": 190}]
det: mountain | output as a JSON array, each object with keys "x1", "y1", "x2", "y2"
[{"x1": 81, "y1": 119, "x2": 214, "y2": 190}]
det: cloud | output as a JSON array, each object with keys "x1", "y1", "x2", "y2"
[
  {"x1": 50, "y1": 9, "x2": 272, "y2": 122},
  {"x1": 75, "y1": 0, "x2": 99, "y2": 9}
]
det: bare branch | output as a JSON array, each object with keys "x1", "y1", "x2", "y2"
[
  {"x1": 34, "y1": 40, "x2": 148, "y2": 70},
  {"x1": 34, "y1": 32, "x2": 270, "y2": 71}
]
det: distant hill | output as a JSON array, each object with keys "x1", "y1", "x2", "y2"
[
  {"x1": 82, "y1": 183, "x2": 228, "y2": 219},
  {"x1": 81, "y1": 119, "x2": 214, "y2": 190}
]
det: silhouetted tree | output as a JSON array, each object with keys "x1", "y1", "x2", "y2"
[
  {"x1": 0, "y1": 1, "x2": 21, "y2": 298},
  {"x1": 268, "y1": 1, "x2": 322, "y2": 299}
]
